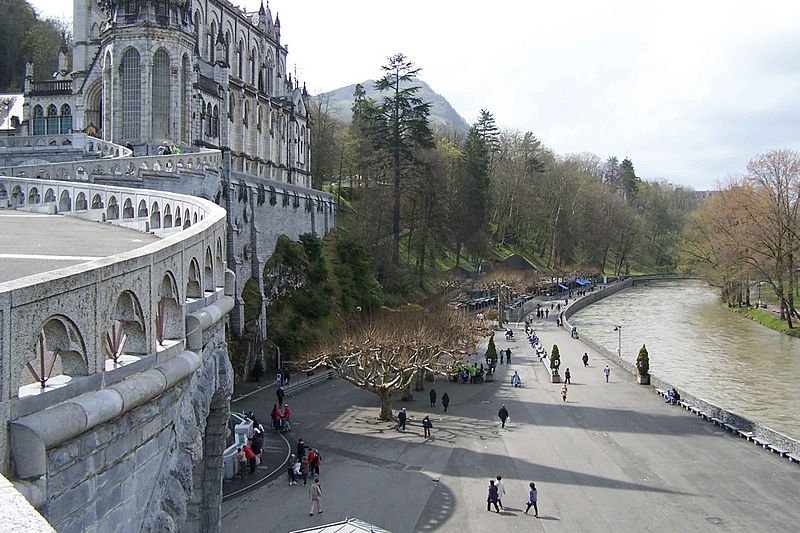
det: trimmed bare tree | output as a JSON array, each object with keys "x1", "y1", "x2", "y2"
[
  {"x1": 298, "y1": 308, "x2": 487, "y2": 420},
  {"x1": 475, "y1": 267, "x2": 538, "y2": 327}
]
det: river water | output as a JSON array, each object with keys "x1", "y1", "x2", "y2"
[{"x1": 570, "y1": 279, "x2": 800, "y2": 440}]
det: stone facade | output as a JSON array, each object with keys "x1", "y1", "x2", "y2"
[{"x1": 24, "y1": 0, "x2": 311, "y2": 188}]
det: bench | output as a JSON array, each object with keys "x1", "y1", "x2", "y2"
[
  {"x1": 751, "y1": 437, "x2": 770, "y2": 448},
  {"x1": 767, "y1": 445, "x2": 788, "y2": 457},
  {"x1": 678, "y1": 400, "x2": 691, "y2": 410},
  {"x1": 709, "y1": 417, "x2": 724, "y2": 426},
  {"x1": 655, "y1": 388, "x2": 666, "y2": 398},
  {"x1": 738, "y1": 430, "x2": 755, "y2": 440},
  {"x1": 787, "y1": 453, "x2": 800, "y2": 464}
]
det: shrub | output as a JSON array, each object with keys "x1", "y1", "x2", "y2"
[
  {"x1": 637, "y1": 344, "x2": 650, "y2": 376},
  {"x1": 550, "y1": 344, "x2": 561, "y2": 371},
  {"x1": 485, "y1": 333, "x2": 498, "y2": 367}
]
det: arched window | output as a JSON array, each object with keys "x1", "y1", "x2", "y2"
[
  {"x1": 237, "y1": 40, "x2": 243, "y2": 79},
  {"x1": 258, "y1": 71, "x2": 264, "y2": 93},
  {"x1": 225, "y1": 31, "x2": 231, "y2": 64},
  {"x1": 266, "y1": 51, "x2": 274, "y2": 94},
  {"x1": 257, "y1": 105, "x2": 262, "y2": 131},
  {"x1": 32, "y1": 105, "x2": 44, "y2": 135},
  {"x1": 46, "y1": 104, "x2": 58, "y2": 134},
  {"x1": 181, "y1": 54, "x2": 190, "y2": 142},
  {"x1": 121, "y1": 48, "x2": 141, "y2": 139},
  {"x1": 194, "y1": 12, "x2": 201, "y2": 47},
  {"x1": 59, "y1": 104, "x2": 72, "y2": 133},
  {"x1": 228, "y1": 93, "x2": 234, "y2": 122},
  {"x1": 250, "y1": 47, "x2": 256, "y2": 85},
  {"x1": 205, "y1": 102, "x2": 212, "y2": 136},
  {"x1": 209, "y1": 22, "x2": 216, "y2": 62},
  {"x1": 212, "y1": 105, "x2": 219, "y2": 137},
  {"x1": 152, "y1": 48, "x2": 170, "y2": 140},
  {"x1": 243, "y1": 99, "x2": 248, "y2": 127}
]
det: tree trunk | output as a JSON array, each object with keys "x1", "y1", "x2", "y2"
[
  {"x1": 414, "y1": 369, "x2": 425, "y2": 391},
  {"x1": 401, "y1": 382, "x2": 413, "y2": 401},
  {"x1": 378, "y1": 389, "x2": 393, "y2": 420}
]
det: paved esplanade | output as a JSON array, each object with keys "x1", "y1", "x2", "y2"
[
  {"x1": 0, "y1": 211, "x2": 159, "y2": 283},
  {"x1": 222, "y1": 317, "x2": 800, "y2": 532}
]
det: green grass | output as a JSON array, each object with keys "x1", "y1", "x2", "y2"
[{"x1": 728, "y1": 305, "x2": 800, "y2": 338}]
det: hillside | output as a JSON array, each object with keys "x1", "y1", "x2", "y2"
[{"x1": 316, "y1": 79, "x2": 470, "y2": 135}]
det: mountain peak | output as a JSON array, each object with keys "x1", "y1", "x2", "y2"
[{"x1": 314, "y1": 79, "x2": 470, "y2": 134}]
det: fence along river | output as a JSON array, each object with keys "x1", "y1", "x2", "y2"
[{"x1": 570, "y1": 279, "x2": 800, "y2": 441}]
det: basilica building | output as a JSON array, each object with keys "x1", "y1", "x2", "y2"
[{"x1": 23, "y1": 0, "x2": 311, "y2": 187}]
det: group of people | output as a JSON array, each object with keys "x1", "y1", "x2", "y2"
[
  {"x1": 486, "y1": 476, "x2": 539, "y2": 517},
  {"x1": 156, "y1": 141, "x2": 181, "y2": 155},
  {"x1": 453, "y1": 362, "x2": 488, "y2": 384},
  {"x1": 397, "y1": 406, "x2": 437, "y2": 439},
  {"x1": 288, "y1": 438, "x2": 325, "y2": 515},
  {"x1": 666, "y1": 387, "x2": 681, "y2": 405},
  {"x1": 236, "y1": 412, "x2": 266, "y2": 479},
  {"x1": 271, "y1": 403, "x2": 292, "y2": 432}
]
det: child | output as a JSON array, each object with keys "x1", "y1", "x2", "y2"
[{"x1": 525, "y1": 482, "x2": 538, "y2": 516}]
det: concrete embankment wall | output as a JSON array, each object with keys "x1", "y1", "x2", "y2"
[{"x1": 562, "y1": 278, "x2": 800, "y2": 457}]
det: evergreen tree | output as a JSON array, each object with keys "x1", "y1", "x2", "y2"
[
  {"x1": 452, "y1": 125, "x2": 490, "y2": 266},
  {"x1": 636, "y1": 344, "x2": 650, "y2": 376},
  {"x1": 485, "y1": 333, "x2": 498, "y2": 367},
  {"x1": 620, "y1": 157, "x2": 641, "y2": 201},
  {"x1": 370, "y1": 53, "x2": 435, "y2": 266},
  {"x1": 550, "y1": 344, "x2": 561, "y2": 371},
  {"x1": 475, "y1": 108, "x2": 501, "y2": 167}
]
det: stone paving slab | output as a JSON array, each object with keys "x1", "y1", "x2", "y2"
[{"x1": 222, "y1": 318, "x2": 800, "y2": 532}]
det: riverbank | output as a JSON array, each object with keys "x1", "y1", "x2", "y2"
[
  {"x1": 564, "y1": 278, "x2": 800, "y2": 449},
  {"x1": 727, "y1": 304, "x2": 800, "y2": 338}
]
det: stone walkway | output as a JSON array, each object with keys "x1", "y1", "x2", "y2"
[{"x1": 221, "y1": 317, "x2": 800, "y2": 532}]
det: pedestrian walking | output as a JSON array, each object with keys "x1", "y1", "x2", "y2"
[
  {"x1": 561, "y1": 384, "x2": 568, "y2": 402},
  {"x1": 243, "y1": 444, "x2": 257, "y2": 474},
  {"x1": 442, "y1": 393, "x2": 450, "y2": 412},
  {"x1": 525, "y1": 482, "x2": 538, "y2": 516},
  {"x1": 487, "y1": 480, "x2": 500, "y2": 512},
  {"x1": 308, "y1": 478, "x2": 323, "y2": 516},
  {"x1": 300, "y1": 455, "x2": 310, "y2": 485},
  {"x1": 397, "y1": 408, "x2": 407, "y2": 431},
  {"x1": 564, "y1": 368, "x2": 571, "y2": 384},
  {"x1": 277, "y1": 386, "x2": 285, "y2": 406},
  {"x1": 308, "y1": 449, "x2": 322, "y2": 477},
  {"x1": 430, "y1": 388, "x2": 437, "y2": 407},
  {"x1": 495, "y1": 476, "x2": 506, "y2": 509},
  {"x1": 422, "y1": 415, "x2": 433, "y2": 438},
  {"x1": 297, "y1": 437, "x2": 307, "y2": 460},
  {"x1": 498, "y1": 405, "x2": 509, "y2": 428},
  {"x1": 582, "y1": 352, "x2": 589, "y2": 367},
  {"x1": 506, "y1": 348, "x2": 512, "y2": 363},
  {"x1": 288, "y1": 454, "x2": 297, "y2": 485},
  {"x1": 604, "y1": 365, "x2": 611, "y2": 383}
]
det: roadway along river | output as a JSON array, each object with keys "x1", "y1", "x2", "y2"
[{"x1": 570, "y1": 279, "x2": 800, "y2": 441}]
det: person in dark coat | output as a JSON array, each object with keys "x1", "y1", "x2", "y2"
[
  {"x1": 397, "y1": 408, "x2": 407, "y2": 431},
  {"x1": 429, "y1": 388, "x2": 437, "y2": 407},
  {"x1": 487, "y1": 480, "x2": 500, "y2": 512},
  {"x1": 422, "y1": 415, "x2": 433, "y2": 438},
  {"x1": 441, "y1": 393, "x2": 450, "y2": 412},
  {"x1": 498, "y1": 405, "x2": 509, "y2": 428},
  {"x1": 276, "y1": 386, "x2": 285, "y2": 406},
  {"x1": 297, "y1": 438, "x2": 307, "y2": 460}
]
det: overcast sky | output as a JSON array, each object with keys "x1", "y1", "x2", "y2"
[{"x1": 30, "y1": 0, "x2": 800, "y2": 190}]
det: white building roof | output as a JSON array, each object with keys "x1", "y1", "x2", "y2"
[{"x1": 289, "y1": 517, "x2": 392, "y2": 533}]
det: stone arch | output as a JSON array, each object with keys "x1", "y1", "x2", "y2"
[
  {"x1": 193, "y1": 212, "x2": 198, "y2": 224},
  {"x1": 75, "y1": 192, "x2": 88, "y2": 211},
  {"x1": 22, "y1": 315, "x2": 88, "y2": 392},
  {"x1": 159, "y1": 271, "x2": 182, "y2": 342},
  {"x1": 29, "y1": 187, "x2": 40, "y2": 204},
  {"x1": 44, "y1": 188, "x2": 56, "y2": 203},
  {"x1": 10, "y1": 185, "x2": 24, "y2": 206},
  {"x1": 183, "y1": 208, "x2": 191, "y2": 229},
  {"x1": 58, "y1": 189, "x2": 72, "y2": 212},
  {"x1": 164, "y1": 204, "x2": 173, "y2": 227},
  {"x1": 150, "y1": 201, "x2": 161, "y2": 229},
  {"x1": 85, "y1": 79, "x2": 103, "y2": 138},
  {"x1": 187, "y1": 258, "x2": 202, "y2": 299},
  {"x1": 107, "y1": 290, "x2": 146, "y2": 356},
  {"x1": 91, "y1": 193, "x2": 103, "y2": 209},
  {"x1": 215, "y1": 237, "x2": 224, "y2": 287},
  {"x1": 137, "y1": 199, "x2": 148, "y2": 218},
  {"x1": 123, "y1": 198, "x2": 134, "y2": 219},
  {"x1": 174, "y1": 206, "x2": 182, "y2": 227},
  {"x1": 0, "y1": 183, "x2": 6, "y2": 200},
  {"x1": 204, "y1": 247, "x2": 214, "y2": 292},
  {"x1": 107, "y1": 196, "x2": 119, "y2": 220}
]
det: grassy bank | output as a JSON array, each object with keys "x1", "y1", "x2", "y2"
[{"x1": 728, "y1": 305, "x2": 800, "y2": 338}]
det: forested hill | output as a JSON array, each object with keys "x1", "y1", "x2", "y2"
[{"x1": 316, "y1": 79, "x2": 470, "y2": 134}]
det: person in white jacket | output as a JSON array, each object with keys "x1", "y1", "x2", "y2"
[{"x1": 495, "y1": 475, "x2": 506, "y2": 509}]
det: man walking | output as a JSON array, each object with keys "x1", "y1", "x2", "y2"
[
  {"x1": 442, "y1": 393, "x2": 450, "y2": 412},
  {"x1": 498, "y1": 405, "x2": 509, "y2": 428},
  {"x1": 564, "y1": 368, "x2": 571, "y2": 384},
  {"x1": 277, "y1": 386, "x2": 285, "y2": 406},
  {"x1": 397, "y1": 408, "x2": 407, "y2": 431},
  {"x1": 604, "y1": 365, "x2": 611, "y2": 383},
  {"x1": 422, "y1": 415, "x2": 433, "y2": 438},
  {"x1": 582, "y1": 352, "x2": 589, "y2": 367},
  {"x1": 487, "y1": 480, "x2": 500, "y2": 512},
  {"x1": 506, "y1": 348, "x2": 512, "y2": 363},
  {"x1": 429, "y1": 388, "x2": 437, "y2": 407},
  {"x1": 308, "y1": 478, "x2": 323, "y2": 516},
  {"x1": 495, "y1": 476, "x2": 506, "y2": 509}
]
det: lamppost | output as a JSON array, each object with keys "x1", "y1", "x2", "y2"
[{"x1": 613, "y1": 325, "x2": 622, "y2": 357}]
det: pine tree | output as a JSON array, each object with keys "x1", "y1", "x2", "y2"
[
  {"x1": 550, "y1": 344, "x2": 561, "y2": 371},
  {"x1": 485, "y1": 333, "x2": 498, "y2": 368},
  {"x1": 637, "y1": 344, "x2": 649, "y2": 376},
  {"x1": 370, "y1": 53, "x2": 435, "y2": 266}
]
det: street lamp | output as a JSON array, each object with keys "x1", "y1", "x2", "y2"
[{"x1": 613, "y1": 325, "x2": 622, "y2": 357}]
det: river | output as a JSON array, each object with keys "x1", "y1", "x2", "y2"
[{"x1": 570, "y1": 279, "x2": 800, "y2": 441}]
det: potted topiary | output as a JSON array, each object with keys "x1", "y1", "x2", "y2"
[
  {"x1": 636, "y1": 343, "x2": 650, "y2": 385},
  {"x1": 485, "y1": 333, "x2": 498, "y2": 381},
  {"x1": 550, "y1": 344, "x2": 561, "y2": 383}
]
